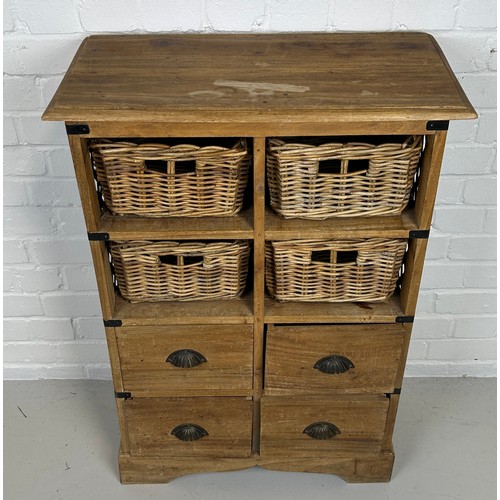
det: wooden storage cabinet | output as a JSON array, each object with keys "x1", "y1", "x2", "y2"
[{"x1": 43, "y1": 33, "x2": 476, "y2": 483}]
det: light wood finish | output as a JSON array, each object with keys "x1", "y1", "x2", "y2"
[
  {"x1": 259, "y1": 447, "x2": 395, "y2": 483},
  {"x1": 265, "y1": 324, "x2": 407, "y2": 395},
  {"x1": 44, "y1": 33, "x2": 475, "y2": 484},
  {"x1": 66, "y1": 120, "x2": 439, "y2": 139},
  {"x1": 113, "y1": 292, "x2": 253, "y2": 325},
  {"x1": 415, "y1": 131, "x2": 449, "y2": 229},
  {"x1": 260, "y1": 395, "x2": 390, "y2": 457},
  {"x1": 43, "y1": 33, "x2": 475, "y2": 124},
  {"x1": 394, "y1": 324, "x2": 412, "y2": 389},
  {"x1": 99, "y1": 208, "x2": 253, "y2": 240},
  {"x1": 89, "y1": 241, "x2": 115, "y2": 319},
  {"x1": 252, "y1": 137, "x2": 266, "y2": 452},
  {"x1": 116, "y1": 325, "x2": 253, "y2": 396},
  {"x1": 265, "y1": 293, "x2": 404, "y2": 323},
  {"x1": 125, "y1": 397, "x2": 253, "y2": 458},
  {"x1": 265, "y1": 207, "x2": 418, "y2": 240},
  {"x1": 119, "y1": 448, "x2": 395, "y2": 483},
  {"x1": 382, "y1": 394, "x2": 401, "y2": 451},
  {"x1": 105, "y1": 327, "x2": 124, "y2": 391},
  {"x1": 400, "y1": 238, "x2": 429, "y2": 316},
  {"x1": 67, "y1": 136, "x2": 101, "y2": 231}
]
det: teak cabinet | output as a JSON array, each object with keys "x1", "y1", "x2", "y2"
[{"x1": 43, "y1": 33, "x2": 476, "y2": 484}]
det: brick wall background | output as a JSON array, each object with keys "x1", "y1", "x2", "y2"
[{"x1": 3, "y1": 0, "x2": 496, "y2": 379}]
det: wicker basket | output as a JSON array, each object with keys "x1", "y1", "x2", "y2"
[
  {"x1": 111, "y1": 240, "x2": 250, "y2": 302},
  {"x1": 267, "y1": 136, "x2": 423, "y2": 219},
  {"x1": 90, "y1": 139, "x2": 250, "y2": 217},
  {"x1": 265, "y1": 238, "x2": 407, "y2": 302}
]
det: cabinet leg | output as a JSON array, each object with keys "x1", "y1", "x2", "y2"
[
  {"x1": 118, "y1": 450, "x2": 257, "y2": 484},
  {"x1": 259, "y1": 449, "x2": 395, "y2": 483}
]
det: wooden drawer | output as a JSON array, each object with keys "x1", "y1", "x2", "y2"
[
  {"x1": 260, "y1": 395, "x2": 389, "y2": 457},
  {"x1": 125, "y1": 397, "x2": 253, "y2": 458},
  {"x1": 265, "y1": 324, "x2": 406, "y2": 394},
  {"x1": 116, "y1": 325, "x2": 253, "y2": 396}
]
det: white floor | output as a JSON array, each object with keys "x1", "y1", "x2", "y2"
[{"x1": 3, "y1": 378, "x2": 496, "y2": 500}]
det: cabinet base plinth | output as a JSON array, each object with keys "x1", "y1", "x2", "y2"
[{"x1": 119, "y1": 449, "x2": 395, "y2": 484}]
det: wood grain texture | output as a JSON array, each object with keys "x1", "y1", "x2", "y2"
[
  {"x1": 67, "y1": 120, "x2": 436, "y2": 138},
  {"x1": 43, "y1": 33, "x2": 476, "y2": 124},
  {"x1": 252, "y1": 138, "x2": 266, "y2": 452},
  {"x1": 415, "y1": 132, "x2": 449, "y2": 229},
  {"x1": 260, "y1": 395, "x2": 389, "y2": 457},
  {"x1": 125, "y1": 397, "x2": 253, "y2": 458},
  {"x1": 89, "y1": 241, "x2": 115, "y2": 319},
  {"x1": 113, "y1": 292, "x2": 253, "y2": 325},
  {"x1": 265, "y1": 324, "x2": 406, "y2": 395},
  {"x1": 46, "y1": 33, "x2": 474, "y2": 484},
  {"x1": 265, "y1": 207, "x2": 418, "y2": 240},
  {"x1": 116, "y1": 325, "x2": 253, "y2": 396},
  {"x1": 67, "y1": 136, "x2": 101, "y2": 231},
  {"x1": 98, "y1": 208, "x2": 254, "y2": 240},
  {"x1": 400, "y1": 238, "x2": 429, "y2": 316},
  {"x1": 265, "y1": 293, "x2": 404, "y2": 323},
  {"x1": 118, "y1": 449, "x2": 395, "y2": 483}
]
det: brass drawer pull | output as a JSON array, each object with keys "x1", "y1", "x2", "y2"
[
  {"x1": 171, "y1": 423, "x2": 209, "y2": 441},
  {"x1": 166, "y1": 349, "x2": 207, "y2": 368},
  {"x1": 314, "y1": 354, "x2": 354, "y2": 374},
  {"x1": 303, "y1": 422, "x2": 341, "y2": 440}
]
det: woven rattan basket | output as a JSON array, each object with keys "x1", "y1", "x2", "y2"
[
  {"x1": 265, "y1": 238, "x2": 407, "y2": 302},
  {"x1": 111, "y1": 240, "x2": 250, "y2": 302},
  {"x1": 267, "y1": 136, "x2": 423, "y2": 219},
  {"x1": 90, "y1": 139, "x2": 250, "y2": 217}
]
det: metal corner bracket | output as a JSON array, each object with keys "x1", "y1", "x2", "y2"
[
  {"x1": 426, "y1": 120, "x2": 449, "y2": 131},
  {"x1": 396, "y1": 316, "x2": 414, "y2": 324},
  {"x1": 66, "y1": 123, "x2": 90, "y2": 135},
  {"x1": 104, "y1": 319, "x2": 122, "y2": 327},
  {"x1": 115, "y1": 392, "x2": 132, "y2": 400}
]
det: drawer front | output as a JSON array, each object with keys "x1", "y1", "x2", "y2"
[
  {"x1": 260, "y1": 396, "x2": 389, "y2": 457},
  {"x1": 125, "y1": 397, "x2": 253, "y2": 457},
  {"x1": 117, "y1": 325, "x2": 253, "y2": 396},
  {"x1": 265, "y1": 324, "x2": 406, "y2": 394}
]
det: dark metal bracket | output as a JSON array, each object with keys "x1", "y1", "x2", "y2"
[
  {"x1": 396, "y1": 316, "x2": 414, "y2": 324},
  {"x1": 88, "y1": 232, "x2": 109, "y2": 241},
  {"x1": 426, "y1": 120, "x2": 449, "y2": 131},
  {"x1": 115, "y1": 392, "x2": 132, "y2": 400},
  {"x1": 104, "y1": 319, "x2": 122, "y2": 327},
  {"x1": 385, "y1": 388, "x2": 402, "y2": 397},
  {"x1": 66, "y1": 123, "x2": 90, "y2": 135},
  {"x1": 409, "y1": 229, "x2": 430, "y2": 239}
]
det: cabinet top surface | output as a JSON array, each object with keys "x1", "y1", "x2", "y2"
[{"x1": 43, "y1": 32, "x2": 476, "y2": 124}]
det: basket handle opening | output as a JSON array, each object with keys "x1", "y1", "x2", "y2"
[
  {"x1": 317, "y1": 158, "x2": 368, "y2": 175},
  {"x1": 311, "y1": 250, "x2": 358, "y2": 264},
  {"x1": 144, "y1": 159, "x2": 197, "y2": 175},
  {"x1": 158, "y1": 254, "x2": 204, "y2": 266}
]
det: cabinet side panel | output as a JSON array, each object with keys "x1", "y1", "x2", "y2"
[
  {"x1": 89, "y1": 240, "x2": 115, "y2": 319},
  {"x1": 415, "y1": 131, "x2": 448, "y2": 229},
  {"x1": 67, "y1": 135, "x2": 102, "y2": 231}
]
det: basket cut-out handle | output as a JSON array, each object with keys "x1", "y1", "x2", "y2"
[{"x1": 158, "y1": 255, "x2": 204, "y2": 266}]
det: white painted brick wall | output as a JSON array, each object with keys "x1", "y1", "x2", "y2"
[{"x1": 3, "y1": 0, "x2": 496, "y2": 380}]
